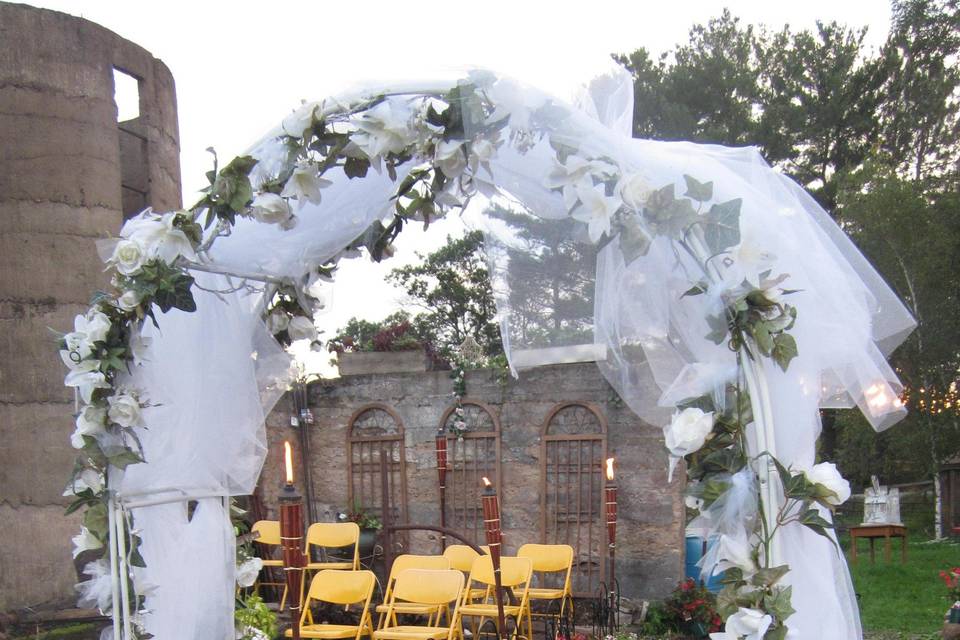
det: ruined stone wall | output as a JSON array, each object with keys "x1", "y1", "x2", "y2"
[
  {"x1": 0, "y1": 2, "x2": 180, "y2": 610},
  {"x1": 261, "y1": 363, "x2": 685, "y2": 601}
]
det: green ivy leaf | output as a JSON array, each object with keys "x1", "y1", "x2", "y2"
[
  {"x1": 618, "y1": 215, "x2": 652, "y2": 265},
  {"x1": 682, "y1": 282, "x2": 708, "y2": 298},
  {"x1": 750, "y1": 564, "x2": 790, "y2": 588},
  {"x1": 683, "y1": 174, "x2": 713, "y2": 202},
  {"x1": 764, "y1": 625, "x2": 788, "y2": 640},
  {"x1": 705, "y1": 313, "x2": 729, "y2": 345},
  {"x1": 764, "y1": 585, "x2": 796, "y2": 623},
  {"x1": 83, "y1": 502, "x2": 109, "y2": 541},
  {"x1": 716, "y1": 584, "x2": 741, "y2": 619},
  {"x1": 703, "y1": 198, "x2": 742, "y2": 254},
  {"x1": 108, "y1": 449, "x2": 143, "y2": 470},
  {"x1": 771, "y1": 333, "x2": 798, "y2": 372},
  {"x1": 344, "y1": 156, "x2": 371, "y2": 179}
]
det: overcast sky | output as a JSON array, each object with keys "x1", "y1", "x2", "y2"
[{"x1": 27, "y1": 1, "x2": 893, "y2": 373}]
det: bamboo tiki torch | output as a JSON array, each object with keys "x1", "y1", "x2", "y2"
[
  {"x1": 436, "y1": 426, "x2": 448, "y2": 550},
  {"x1": 605, "y1": 457, "x2": 618, "y2": 631},
  {"x1": 280, "y1": 441, "x2": 305, "y2": 640},
  {"x1": 481, "y1": 477, "x2": 507, "y2": 640}
]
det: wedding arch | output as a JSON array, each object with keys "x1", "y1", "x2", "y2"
[{"x1": 59, "y1": 66, "x2": 915, "y2": 640}]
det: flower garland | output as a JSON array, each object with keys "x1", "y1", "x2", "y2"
[{"x1": 58, "y1": 72, "x2": 852, "y2": 638}]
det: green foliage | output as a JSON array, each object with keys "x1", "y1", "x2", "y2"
[
  {"x1": 387, "y1": 230, "x2": 501, "y2": 359},
  {"x1": 234, "y1": 593, "x2": 277, "y2": 640}
]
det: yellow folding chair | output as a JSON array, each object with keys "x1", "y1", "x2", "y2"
[
  {"x1": 452, "y1": 556, "x2": 533, "y2": 640},
  {"x1": 375, "y1": 555, "x2": 451, "y2": 629},
  {"x1": 251, "y1": 520, "x2": 289, "y2": 610},
  {"x1": 301, "y1": 522, "x2": 361, "y2": 604},
  {"x1": 373, "y1": 569, "x2": 465, "y2": 640},
  {"x1": 442, "y1": 545, "x2": 488, "y2": 602},
  {"x1": 287, "y1": 569, "x2": 376, "y2": 639},
  {"x1": 517, "y1": 544, "x2": 574, "y2": 640}
]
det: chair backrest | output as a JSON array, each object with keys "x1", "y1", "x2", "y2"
[
  {"x1": 308, "y1": 569, "x2": 376, "y2": 605},
  {"x1": 517, "y1": 543, "x2": 574, "y2": 573},
  {"x1": 251, "y1": 520, "x2": 281, "y2": 546},
  {"x1": 391, "y1": 569, "x2": 464, "y2": 606},
  {"x1": 443, "y1": 545, "x2": 482, "y2": 572},
  {"x1": 305, "y1": 522, "x2": 360, "y2": 552},
  {"x1": 468, "y1": 555, "x2": 533, "y2": 589},
  {"x1": 390, "y1": 554, "x2": 451, "y2": 578}
]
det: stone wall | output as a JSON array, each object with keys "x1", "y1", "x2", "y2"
[
  {"x1": 0, "y1": 2, "x2": 180, "y2": 610},
  {"x1": 260, "y1": 363, "x2": 685, "y2": 601}
]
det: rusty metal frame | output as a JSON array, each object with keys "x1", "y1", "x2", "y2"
[
  {"x1": 539, "y1": 401, "x2": 608, "y2": 597},
  {"x1": 346, "y1": 403, "x2": 409, "y2": 534},
  {"x1": 439, "y1": 398, "x2": 502, "y2": 546}
]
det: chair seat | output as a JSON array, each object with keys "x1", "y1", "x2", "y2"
[
  {"x1": 305, "y1": 561, "x2": 355, "y2": 571},
  {"x1": 527, "y1": 587, "x2": 565, "y2": 600},
  {"x1": 285, "y1": 624, "x2": 362, "y2": 639},
  {"x1": 375, "y1": 603, "x2": 443, "y2": 615},
  {"x1": 261, "y1": 559, "x2": 284, "y2": 568},
  {"x1": 374, "y1": 625, "x2": 451, "y2": 640},
  {"x1": 458, "y1": 603, "x2": 524, "y2": 617}
]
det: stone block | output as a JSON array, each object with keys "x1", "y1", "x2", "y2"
[
  {"x1": 0, "y1": 504, "x2": 82, "y2": 610},
  {"x1": 0, "y1": 301, "x2": 91, "y2": 404},
  {"x1": 337, "y1": 350, "x2": 429, "y2": 376},
  {"x1": 0, "y1": 401, "x2": 77, "y2": 506}
]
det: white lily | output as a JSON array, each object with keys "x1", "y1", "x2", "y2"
[
  {"x1": 544, "y1": 156, "x2": 603, "y2": 210},
  {"x1": 351, "y1": 100, "x2": 414, "y2": 160},
  {"x1": 280, "y1": 162, "x2": 332, "y2": 208},
  {"x1": 120, "y1": 210, "x2": 197, "y2": 263},
  {"x1": 570, "y1": 183, "x2": 621, "y2": 243},
  {"x1": 281, "y1": 102, "x2": 318, "y2": 139},
  {"x1": 129, "y1": 324, "x2": 152, "y2": 366},
  {"x1": 287, "y1": 315, "x2": 318, "y2": 342},
  {"x1": 71, "y1": 404, "x2": 107, "y2": 449},
  {"x1": 64, "y1": 364, "x2": 109, "y2": 404},
  {"x1": 63, "y1": 468, "x2": 105, "y2": 496},
  {"x1": 71, "y1": 526, "x2": 103, "y2": 558},
  {"x1": 724, "y1": 608, "x2": 773, "y2": 640},
  {"x1": 434, "y1": 140, "x2": 467, "y2": 178}
]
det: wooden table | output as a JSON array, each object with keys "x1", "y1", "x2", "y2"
[{"x1": 849, "y1": 524, "x2": 908, "y2": 564}]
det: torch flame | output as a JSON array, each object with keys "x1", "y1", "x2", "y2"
[
  {"x1": 605, "y1": 457, "x2": 615, "y2": 481},
  {"x1": 481, "y1": 476, "x2": 491, "y2": 488},
  {"x1": 284, "y1": 441, "x2": 294, "y2": 485}
]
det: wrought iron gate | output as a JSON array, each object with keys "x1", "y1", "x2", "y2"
[
  {"x1": 540, "y1": 402, "x2": 608, "y2": 597},
  {"x1": 440, "y1": 400, "x2": 502, "y2": 546},
  {"x1": 347, "y1": 404, "x2": 408, "y2": 534}
]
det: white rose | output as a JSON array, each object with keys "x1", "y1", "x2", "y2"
[
  {"x1": 108, "y1": 393, "x2": 143, "y2": 428},
  {"x1": 72, "y1": 526, "x2": 103, "y2": 558},
  {"x1": 664, "y1": 407, "x2": 714, "y2": 458},
  {"x1": 663, "y1": 407, "x2": 714, "y2": 482},
  {"x1": 116, "y1": 289, "x2": 142, "y2": 312},
  {"x1": 250, "y1": 193, "x2": 293, "y2": 225},
  {"x1": 266, "y1": 310, "x2": 290, "y2": 334},
  {"x1": 71, "y1": 405, "x2": 107, "y2": 449},
  {"x1": 434, "y1": 140, "x2": 467, "y2": 178},
  {"x1": 287, "y1": 315, "x2": 318, "y2": 342},
  {"x1": 802, "y1": 461, "x2": 851, "y2": 506},
  {"x1": 617, "y1": 172, "x2": 652, "y2": 211},
  {"x1": 724, "y1": 608, "x2": 772, "y2": 640},
  {"x1": 236, "y1": 557, "x2": 263, "y2": 588},
  {"x1": 110, "y1": 239, "x2": 146, "y2": 275}
]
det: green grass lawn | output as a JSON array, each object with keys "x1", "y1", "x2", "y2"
[{"x1": 846, "y1": 537, "x2": 959, "y2": 637}]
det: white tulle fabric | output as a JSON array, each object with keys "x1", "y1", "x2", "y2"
[{"x1": 122, "y1": 65, "x2": 912, "y2": 638}]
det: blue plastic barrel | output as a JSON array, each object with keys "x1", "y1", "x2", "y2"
[{"x1": 684, "y1": 535, "x2": 724, "y2": 593}]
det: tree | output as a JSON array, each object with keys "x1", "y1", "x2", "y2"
[
  {"x1": 483, "y1": 204, "x2": 597, "y2": 349},
  {"x1": 880, "y1": 0, "x2": 960, "y2": 181},
  {"x1": 387, "y1": 230, "x2": 501, "y2": 358}
]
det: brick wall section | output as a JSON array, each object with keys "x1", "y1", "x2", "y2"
[
  {"x1": 0, "y1": 2, "x2": 180, "y2": 610},
  {"x1": 260, "y1": 363, "x2": 685, "y2": 601}
]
